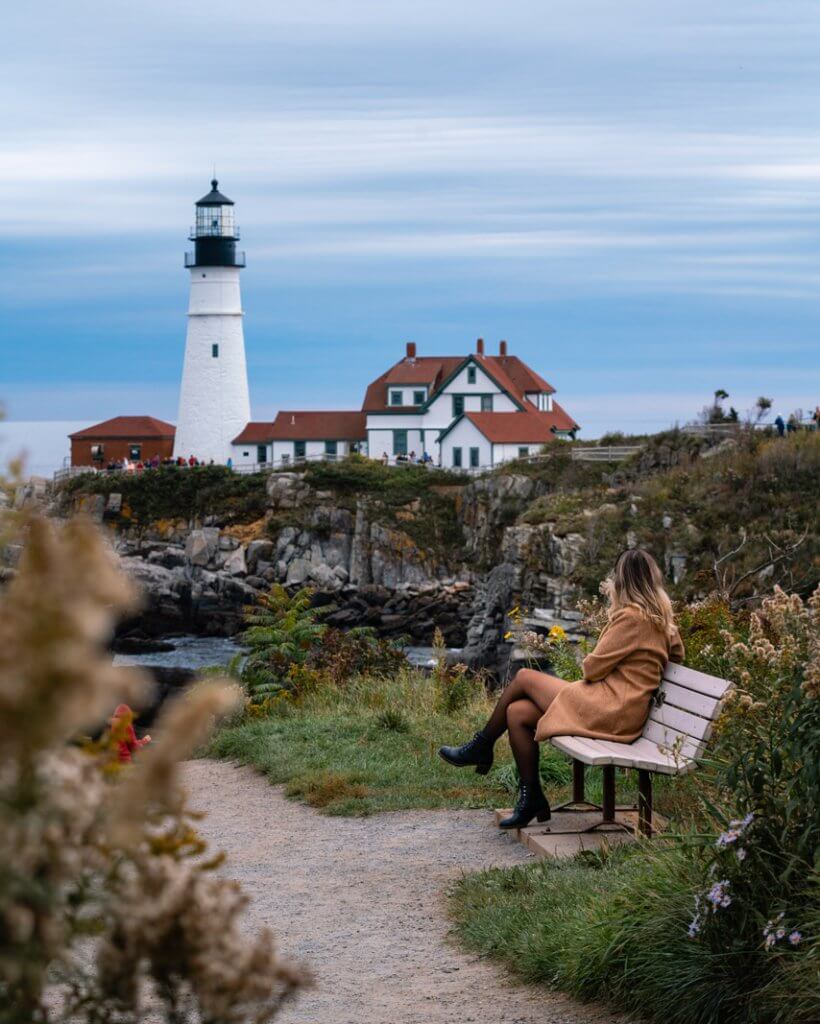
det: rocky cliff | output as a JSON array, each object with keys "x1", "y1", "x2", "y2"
[{"x1": 9, "y1": 429, "x2": 813, "y2": 678}]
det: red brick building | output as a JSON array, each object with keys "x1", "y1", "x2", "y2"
[{"x1": 69, "y1": 416, "x2": 176, "y2": 467}]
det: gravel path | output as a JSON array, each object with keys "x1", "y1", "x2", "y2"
[{"x1": 185, "y1": 760, "x2": 633, "y2": 1024}]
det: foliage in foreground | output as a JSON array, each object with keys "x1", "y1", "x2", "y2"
[
  {"x1": 0, "y1": 514, "x2": 305, "y2": 1023},
  {"x1": 451, "y1": 587, "x2": 820, "y2": 1024}
]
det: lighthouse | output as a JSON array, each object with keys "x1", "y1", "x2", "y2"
[{"x1": 173, "y1": 180, "x2": 251, "y2": 463}]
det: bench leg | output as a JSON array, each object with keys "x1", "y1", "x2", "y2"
[
  {"x1": 552, "y1": 759, "x2": 602, "y2": 813},
  {"x1": 573, "y1": 759, "x2": 585, "y2": 803},
  {"x1": 637, "y1": 769, "x2": 653, "y2": 837},
  {"x1": 601, "y1": 765, "x2": 616, "y2": 823}
]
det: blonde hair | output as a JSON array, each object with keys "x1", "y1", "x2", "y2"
[{"x1": 602, "y1": 549, "x2": 676, "y2": 636}]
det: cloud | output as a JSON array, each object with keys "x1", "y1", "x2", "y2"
[{"x1": 1, "y1": 1, "x2": 819, "y2": 423}]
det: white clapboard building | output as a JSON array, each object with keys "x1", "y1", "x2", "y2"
[{"x1": 231, "y1": 339, "x2": 578, "y2": 471}]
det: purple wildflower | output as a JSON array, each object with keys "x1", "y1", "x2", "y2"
[{"x1": 788, "y1": 931, "x2": 802, "y2": 946}]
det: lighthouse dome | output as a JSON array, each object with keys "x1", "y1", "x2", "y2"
[{"x1": 195, "y1": 179, "x2": 235, "y2": 207}]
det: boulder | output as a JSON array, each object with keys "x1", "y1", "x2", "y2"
[
  {"x1": 286, "y1": 557, "x2": 311, "y2": 586},
  {"x1": 222, "y1": 545, "x2": 248, "y2": 576},
  {"x1": 247, "y1": 539, "x2": 274, "y2": 571},
  {"x1": 308, "y1": 562, "x2": 341, "y2": 589},
  {"x1": 185, "y1": 527, "x2": 219, "y2": 567},
  {"x1": 75, "y1": 493, "x2": 106, "y2": 522}
]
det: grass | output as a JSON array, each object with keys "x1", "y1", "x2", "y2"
[
  {"x1": 208, "y1": 668, "x2": 514, "y2": 815},
  {"x1": 449, "y1": 843, "x2": 814, "y2": 1024},
  {"x1": 206, "y1": 667, "x2": 691, "y2": 817}
]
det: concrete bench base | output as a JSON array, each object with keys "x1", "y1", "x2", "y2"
[{"x1": 494, "y1": 806, "x2": 665, "y2": 858}]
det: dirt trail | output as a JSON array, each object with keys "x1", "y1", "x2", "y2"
[{"x1": 185, "y1": 760, "x2": 632, "y2": 1024}]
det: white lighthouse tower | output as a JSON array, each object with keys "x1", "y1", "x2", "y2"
[{"x1": 173, "y1": 180, "x2": 251, "y2": 463}]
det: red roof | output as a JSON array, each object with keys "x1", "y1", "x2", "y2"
[
  {"x1": 362, "y1": 349, "x2": 556, "y2": 413},
  {"x1": 232, "y1": 421, "x2": 277, "y2": 444},
  {"x1": 233, "y1": 411, "x2": 367, "y2": 444},
  {"x1": 69, "y1": 416, "x2": 175, "y2": 440},
  {"x1": 461, "y1": 406, "x2": 578, "y2": 444}
]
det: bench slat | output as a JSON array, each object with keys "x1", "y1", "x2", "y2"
[
  {"x1": 657, "y1": 681, "x2": 721, "y2": 719},
  {"x1": 550, "y1": 735, "x2": 614, "y2": 766},
  {"x1": 642, "y1": 719, "x2": 704, "y2": 760},
  {"x1": 551, "y1": 735, "x2": 696, "y2": 775},
  {"x1": 592, "y1": 738, "x2": 695, "y2": 775},
  {"x1": 663, "y1": 662, "x2": 732, "y2": 699},
  {"x1": 648, "y1": 702, "x2": 714, "y2": 743}
]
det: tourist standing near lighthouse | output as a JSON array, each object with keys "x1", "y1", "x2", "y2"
[{"x1": 173, "y1": 180, "x2": 251, "y2": 464}]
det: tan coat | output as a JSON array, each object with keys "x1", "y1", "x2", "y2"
[{"x1": 535, "y1": 606, "x2": 684, "y2": 743}]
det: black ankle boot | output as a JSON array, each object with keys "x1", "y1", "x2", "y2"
[
  {"x1": 498, "y1": 782, "x2": 551, "y2": 829},
  {"x1": 438, "y1": 731, "x2": 494, "y2": 775}
]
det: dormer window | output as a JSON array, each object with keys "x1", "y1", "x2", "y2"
[{"x1": 390, "y1": 390, "x2": 404, "y2": 406}]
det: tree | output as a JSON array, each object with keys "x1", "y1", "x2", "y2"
[{"x1": 754, "y1": 396, "x2": 773, "y2": 425}]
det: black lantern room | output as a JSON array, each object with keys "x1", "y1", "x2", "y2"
[{"x1": 185, "y1": 180, "x2": 246, "y2": 268}]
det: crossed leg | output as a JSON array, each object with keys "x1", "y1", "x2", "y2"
[{"x1": 483, "y1": 669, "x2": 569, "y2": 784}]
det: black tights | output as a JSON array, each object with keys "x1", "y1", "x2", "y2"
[{"x1": 482, "y1": 669, "x2": 566, "y2": 786}]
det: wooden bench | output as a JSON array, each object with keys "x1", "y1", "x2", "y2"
[{"x1": 549, "y1": 662, "x2": 733, "y2": 837}]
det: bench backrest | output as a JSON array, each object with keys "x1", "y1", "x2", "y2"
[{"x1": 642, "y1": 662, "x2": 733, "y2": 762}]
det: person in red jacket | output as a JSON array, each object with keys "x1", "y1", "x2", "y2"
[{"x1": 110, "y1": 704, "x2": 151, "y2": 764}]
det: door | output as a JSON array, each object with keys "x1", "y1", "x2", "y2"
[
  {"x1": 325, "y1": 440, "x2": 338, "y2": 461},
  {"x1": 294, "y1": 440, "x2": 306, "y2": 462},
  {"x1": 256, "y1": 445, "x2": 267, "y2": 465}
]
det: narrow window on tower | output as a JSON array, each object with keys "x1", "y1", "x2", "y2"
[{"x1": 212, "y1": 344, "x2": 219, "y2": 358}]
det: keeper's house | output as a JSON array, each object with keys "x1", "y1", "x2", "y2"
[
  {"x1": 232, "y1": 411, "x2": 366, "y2": 467},
  {"x1": 69, "y1": 416, "x2": 176, "y2": 467},
  {"x1": 231, "y1": 338, "x2": 578, "y2": 470}
]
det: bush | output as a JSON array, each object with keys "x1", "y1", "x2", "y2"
[
  {"x1": 682, "y1": 587, "x2": 819, "y2": 1001},
  {"x1": 238, "y1": 585, "x2": 407, "y2": 707},
  {"x1": 0, "y1": 514, "x2": 305, "y2": 1022},
  {"x1": 66, "y1": 465, "x2": 269, "y2": 527}
]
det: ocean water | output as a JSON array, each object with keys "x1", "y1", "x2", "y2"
[
  {"x1": 113, "y1": 635, "x2": 244, "y2": 670},
  {"x1": 113, "y1": 634, "x2": 457, "y2": 672},
  {"x1": 0, "y1": 421, "x2": 86, "y2": 478}
]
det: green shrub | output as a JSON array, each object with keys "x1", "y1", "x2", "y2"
[
  {"x1": 66, "y1": 465, "x2": 269, "y2": 526},
  {"x1": 240, "y1": 585, "x2": 328, "y2": 700}
]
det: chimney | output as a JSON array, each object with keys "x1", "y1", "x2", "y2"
[
  {"x1": 476, "y1": 337, "x2": 485, "y2": 355},
  {"x1": 406, "y1": 341, "x2": 417, "y2": 360},
  {"x1": 290, "y1": 414, "x2": 296, "y2": 426},
  {"x1": 499, "y1": 339, "x2": 508, "y2": 357}
]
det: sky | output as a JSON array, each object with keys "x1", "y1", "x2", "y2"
[{"x1": 2, "y1": 0, "x2": 820, "y2": 471}]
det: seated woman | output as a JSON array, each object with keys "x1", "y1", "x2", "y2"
[{"x1": 439, "y1": 549, "x2": 684, "y2": 829}]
